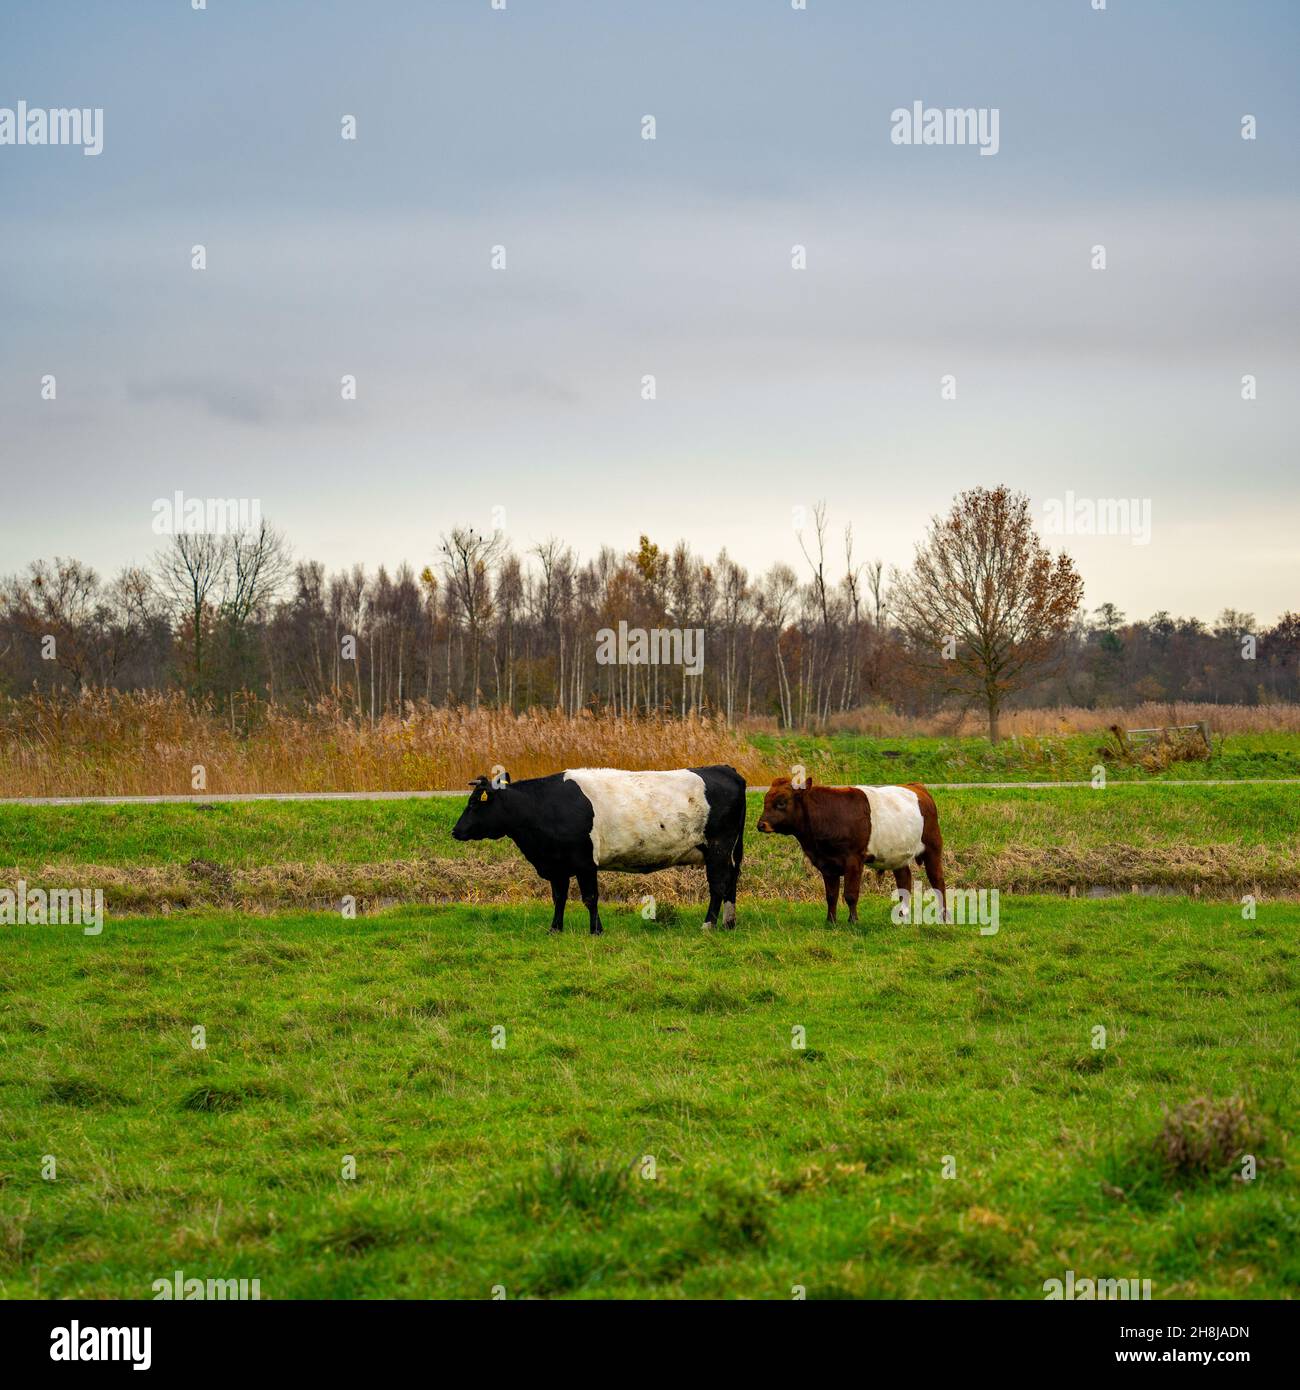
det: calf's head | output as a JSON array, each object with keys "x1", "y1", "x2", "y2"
[
  {"x1": 757, "y1": 776, "x2": 811, "y2": 834},
  {"x1": 452, "y1": 772, "x2": 512, "y2": 841}
]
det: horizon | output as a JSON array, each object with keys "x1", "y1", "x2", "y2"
[{"x1": 6, "y1": 501, "x2": 1289, "y2": 633}]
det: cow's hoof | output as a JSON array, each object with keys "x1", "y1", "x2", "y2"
[
  {"x1": 701, "y1": 919, "x2": 716, "y2": 931},
  {"x1": 590, "y1": 926, "x2": 604, "y2": 936},
  {"x1": 549, "y1": 925, "x2": 563, "y2": 934}
]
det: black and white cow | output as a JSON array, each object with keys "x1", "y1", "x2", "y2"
[{"x1": 451, "y1": 765, "x2": 746, "y2": 934}]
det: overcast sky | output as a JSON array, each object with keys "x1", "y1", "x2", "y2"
[{"x1": 2, "y1": 0, "x2": 1297, "y2": 624}]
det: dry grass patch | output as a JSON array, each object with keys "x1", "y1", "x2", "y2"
[{"x1": 17, "y1": 839, "x2": 1300, "y2": 914}]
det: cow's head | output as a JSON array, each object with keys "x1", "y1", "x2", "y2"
[
  {"x1": 756, "y1": 775, "x2": 810, "y2": 834},
  {"x1": 452, "y1": 771, "x2": 512, "y2": 841}
]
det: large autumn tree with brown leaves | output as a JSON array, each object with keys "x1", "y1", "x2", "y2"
[{"x1": 891, "y1": 486, "x2": 1084, "y2": 743}]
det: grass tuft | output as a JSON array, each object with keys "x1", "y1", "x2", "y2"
[
  {"x1": 43, "y1": 1076, "x2": 128, "y2": 1108},
  {"x1": 695, "y1": 1178, "x2": 774, "y2": 1252},
  {"x1": 1155, "y1": 1095, "x2": 1258, "y2": 1179},
  {"x1": 512, "y1": 1151, "x2": 637, "y2": 1222},
  {"x1": 178, "y1": 1081, "x2": 276, "y2": 1113}
]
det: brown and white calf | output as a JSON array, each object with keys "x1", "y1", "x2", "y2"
[{"x1": 756, "y1": 777, "x2": 948, "y2": 922}]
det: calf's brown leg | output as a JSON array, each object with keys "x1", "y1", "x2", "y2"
[
  {"x1": 843, "y1": 856, "x2": 863, "y2": 924},
  {"x1": 821, "y1": 869, "x2": 840, "y2": 923},
  {"x1": 920, "y1": 846, "x2": 949, "y2": 922},
  {"x1": 892, "y1": 865, "x2": 914, "y2": 921}
]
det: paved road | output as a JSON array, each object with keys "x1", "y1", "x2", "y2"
[{"x1": 2, "y1": 779, "x2": 1298, "y2": 807}]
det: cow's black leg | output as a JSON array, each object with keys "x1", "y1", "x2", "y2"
[
  {"x1": 702, "y1": 843, "x2": 730, "y2": 928},
  {"x1": 548, "y1": 876, "x2": 569, "y2": 933},
  {"x1": 577, "y1": 867, "x2": 603, "y2": 935},
  {"x1": 821, "y1": 869, "x2": 840, "y2": 923},
  {"x1": 722, "y1": 835, "x2": 742, "y2": 928},
  {"x1": 703, "y1": 892, "x2": 723, "y2": 929},
  {"x1": 843, "y1": 855, "x2": 863, "y2": 924}
]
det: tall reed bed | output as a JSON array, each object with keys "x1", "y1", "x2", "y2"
[
  {"x1": 0, "y1": 691, "x2": 764, "y2": 797},
  {"x1": 3, "y1": 690, "x2": 1298, "y2": 797}
]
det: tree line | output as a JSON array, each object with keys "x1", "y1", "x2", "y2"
[{"x1": 2, "y1": 489, "x2": 1296, "y2": 739}]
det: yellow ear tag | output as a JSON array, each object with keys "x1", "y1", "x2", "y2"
[{"x1": 479, "y1": 791, "x2": 488, "y2": 801}]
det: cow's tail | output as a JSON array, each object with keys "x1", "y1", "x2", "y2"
[{"x1": 729, "y1": 772, "x2": 745, "y2": 894}]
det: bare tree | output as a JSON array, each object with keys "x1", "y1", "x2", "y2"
[
  {"x1": 865, "y1": 559, "x2": 887, "y2": 627},
  {"x1": 797, "y1": 501, "x2": 835, "y2": 722},
  {"x1": 715, "y1": 548, "x2": 749, "y2": 723},
  {"x1": 494, "y1": 553, "x2": 523, "y2": 708},
  {"x1": 441, "y1": 527, "x2": 506, "y2": 708},
  {"x1": 323, "y1": 565, "x2": 364, "y2": 713},
  {"x1": 102, "y1": 566, "x2": 165, "y2": 685},
  {"x1": 2, "y1": 558, "x2": 101, "y2": 688},
  {"x1": 224, "y1": 522, "x2": 291, "y2": 630},
  {"x1": 155, "y1": 533, "x2": 228, "y2": 687},
  {"x1": 220, "y1": 522, "x2": 291, "y2": 696},
  {"x1": 840, "y1": 525, "x2": 863, "y2": 711},
  {"x1": 890, "y1": 486, "x2": 1084, "y2": 743},
  {"x1": 759, "y1": 562, "x2": 799, "y2": 727},
  {"x1": 531, "y1": 537, "x2": 575, "y2": 711}
]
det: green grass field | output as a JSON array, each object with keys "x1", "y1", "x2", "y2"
[
  {"x1": 1, "y1": 897, "x2": 1296, "y2": 1299},
  {"x1": 750, "y1": 730, "x2": 1300, "y2": 783},
  {"x1": 4, "y1": 783, "x2": 1298, "y2": 912},
  {"x1": 3, "y1": 750, "x2": 1297, "y2": 1300}
]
